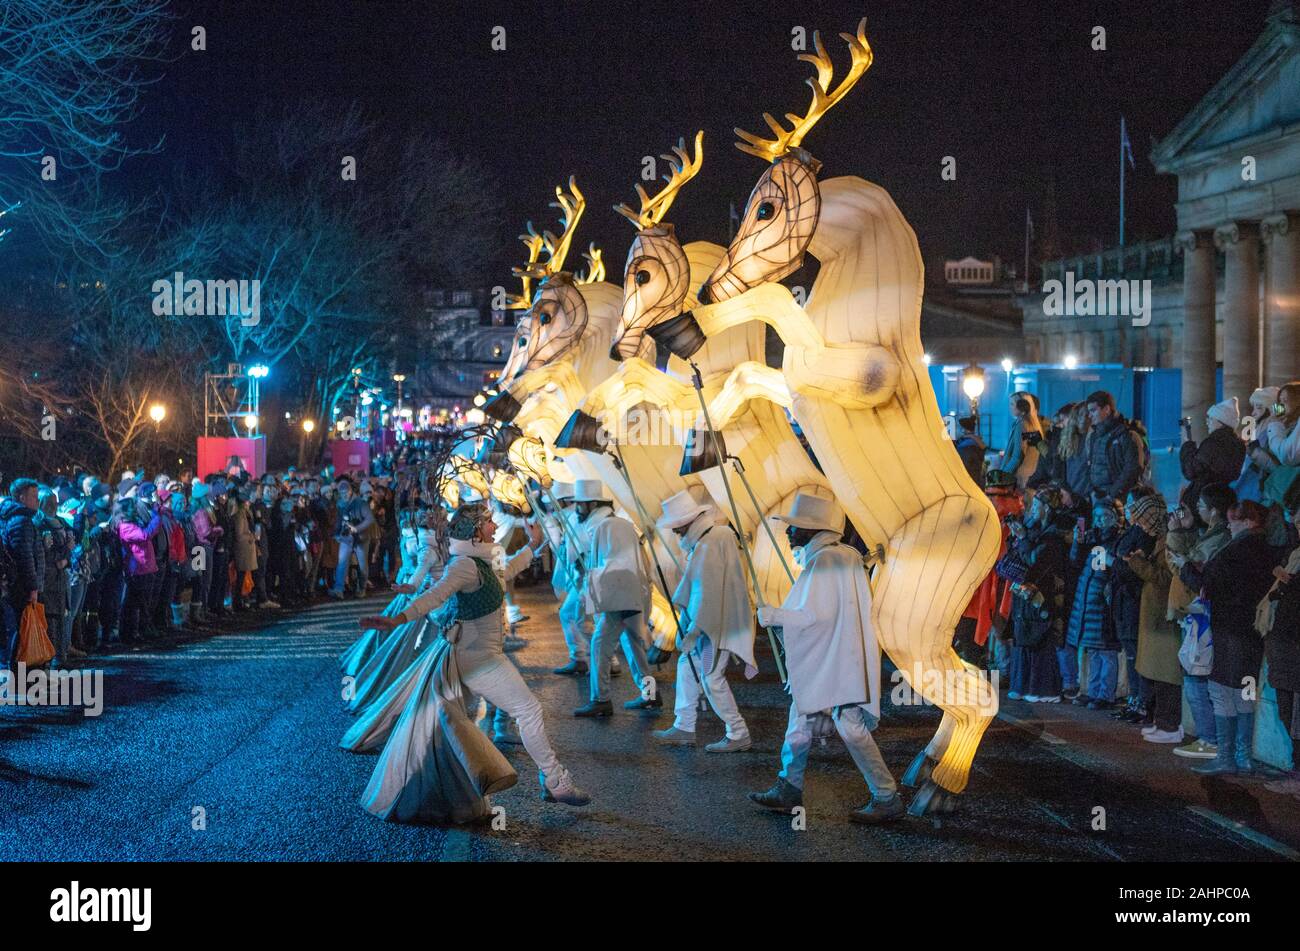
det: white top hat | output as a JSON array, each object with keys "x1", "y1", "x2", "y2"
[
  {"x1": 570, "y1": 479, "x2": 610, "y2": 503},
  {"x1": 773, "y1": 493, "x2": 845, "y2": 534},
  {"x1": 552, "y1": 481, "x2": 576, "y2": 501},
  {"x1": 656, "y1": 485, "x2": 715, "y2": 531}
]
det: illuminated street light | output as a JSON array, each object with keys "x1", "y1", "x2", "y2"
[
  {"x1": 247, "y1": 364, "x2": 270, "y2": 379},
  {"x1": 1000, "y1": 357, "x2": 1014, "y2": 373},
  {"x1": 148, "y1": 403, "x2": 167, "y2": 424},
  {"x1": 243, "y1": 413, "x2": 259, "y2": 432},
  {"x1": 302, "y1": 419, "x2": 316, "y2": 434},
  {"x1": 961, "y1": 362, "x2": 986, "y2": 422},
  {"x1": 1063, "y1": 354, "x2": 1079, "y2": 370},
  {"x1": 922, "y1": 353, "x2": 932, "y2": 366}
]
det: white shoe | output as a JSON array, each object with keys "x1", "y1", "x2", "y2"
[
  {"x1": 1033, "y1": 694, "x2": 1060, "y2": 703},
  {"x1": 540, "y1": 769, "x2": 590, "y2": 807},
  {"x1": 1141, "y1": 724, "x2": 1159, "y2": 735},
  {"x1": 651, "y1": 727, "x2": 697, "y2": 746},
  {"x1": 1143, "y1": 727, "x2": 1184, "y2": 744},
  {"x1": 705, "y1": 735, "x2": 752, "y2": 754},
  {"x1": 1007, "y1": 691, "x2": 1023, "y2": 700}
]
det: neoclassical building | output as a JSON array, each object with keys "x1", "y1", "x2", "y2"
[
  {"x1": 1152, "y1": 0, "x2": 1300, "y2": 424},
  {"x1": 1019, "y1": 2, "x2": 1300, "y2": 436}
]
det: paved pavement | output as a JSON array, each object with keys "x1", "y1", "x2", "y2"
[{"x1": 2, "y1": 582, "x2": 1297, "y2": 861}]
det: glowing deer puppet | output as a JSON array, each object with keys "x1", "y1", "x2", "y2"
[
  {"x1": 647, "y1": 21, "x2": 1001, "y2": 814},
  {"x1": 483, "y1": 179, "x2": 684, "y2": 639},
  {"x1": 590, "y1": 131, "x2": 834, "y2": 607}
]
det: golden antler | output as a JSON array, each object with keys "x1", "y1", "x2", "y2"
[
  {"x1": 506, "y1": 228, "x2": 545, "y2": 310},
  {"x1": 734, "y1": 18, "x2": 872, "y2": 162},
  {"x1": 614, "y1": 131, "x2": 704, "y2": 230},
  {"x1": 541, "y1": 177, "x2": 586, "y2": 276},
  {"x1": 576, "y1": 243, "x2": 605, "y2": 284}
]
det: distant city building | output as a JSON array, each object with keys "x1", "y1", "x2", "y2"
[
  {"x1": 944, "y1": 256, "x2": 999, "y2": 286},
  {"x1": 407, "y1": 288, "x2": 516, "y2": 416},
  {"x1": 1013, "y1": 1, "x2": 1300, "y2": 425}
]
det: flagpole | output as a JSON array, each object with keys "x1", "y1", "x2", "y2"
[
  {"x1": 1119, "y1": 116, "x2": 1126, "y2": 249},
  {"x1": 1023, "y1": 206, "x2": 1031, "y2": 293}
]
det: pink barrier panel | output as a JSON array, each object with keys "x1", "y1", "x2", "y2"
[
  {"x1": 331, "y1": 439, "x2": 370, "y2": 476},
  {"x1": 197, "y1": 436, "x2": 267, "y2": 480}
]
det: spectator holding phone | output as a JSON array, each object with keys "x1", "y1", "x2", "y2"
[{"x1": 1180, "y1": 398, "x2": 1246, "y2": 516}]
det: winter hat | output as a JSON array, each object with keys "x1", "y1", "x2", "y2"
[
  {"x1": 1206, "y1": 397, "x2": 1240, "y2": 431},
  {"x1": 448, "y1": 502, "x2": 490, "y2": 541},
  {"x1": 191, "y1": 483, "x2": 211, "y2": 502},
  {"x1": 1126, "y1": 493, "x2": 1167, "y2": 537},
  {"x1": 1250, "y1": 387, "x2": 1280, "y2": 414}
]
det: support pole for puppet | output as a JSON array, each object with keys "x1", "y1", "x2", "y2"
[{"x1": 687, "y1": 361, "x2": 787, "y2": 683}]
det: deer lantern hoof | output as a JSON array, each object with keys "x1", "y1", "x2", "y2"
[{"x1": 482, "y1": 390, "x2": 523, "y2": 423}]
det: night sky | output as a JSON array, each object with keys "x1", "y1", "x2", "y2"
[{"x1": 138, "y1": 0, "x2": 1267, "y2": 286}]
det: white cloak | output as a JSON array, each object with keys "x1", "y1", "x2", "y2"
[
  {"x1": 671, "y1": 513, "x2": 756, "y2": 677},
  {"x1": 763, "y1": 532, "x2": 881, "y2": 719},
  {"x1": 581, "y1": 507, "x2": 650, "y2": 616}
]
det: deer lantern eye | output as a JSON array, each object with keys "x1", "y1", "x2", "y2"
[
  {"x1": 635, "y1": 269, "x2": 651, "y2": 286},
  {"x1": 756, "y1": 201, "x2": 776, "y2": 221},
  {"x1": 517, "y1": 336, "x2": 527, "y2": 347},
  {"x1": 539, "y1": 312, "x2": 552, "y2": 325}
]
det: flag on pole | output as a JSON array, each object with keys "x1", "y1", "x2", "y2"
[
  {"x1": 1026, "y1": 206, "x2": 1035, "y2": 238},
  {"x1": 1120, "y1": 116, "x2": 1136, "y2": 170}
]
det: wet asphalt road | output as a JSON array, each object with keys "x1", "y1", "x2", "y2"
[{"x1": 1, "y1": 581, "x2": 1294, "y2": 862}]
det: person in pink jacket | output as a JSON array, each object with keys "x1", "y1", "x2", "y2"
[{"x1": 114, "y1": 498, "x2": 161, "y2": 645}]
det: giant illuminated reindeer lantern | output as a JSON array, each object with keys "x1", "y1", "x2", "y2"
[
  {"x1": 647, "y1": 20, "x2": 1001, "y2": 814},
  {"x1": 483, "y1": 179, "x2": 683, "y2": 641},
  {"x1": 589, "y1": 132, "x2": 833, "y2": 607}
]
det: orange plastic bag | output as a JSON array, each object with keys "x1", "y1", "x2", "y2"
[
  {"x1": 241, "y1": 572, "x2": 254, "y2": 597},
  {"x1": 16, "y1": 602, "x2": 55, "y2": 667}
]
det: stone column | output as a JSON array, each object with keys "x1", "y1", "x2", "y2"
[
  {"x1": 1215, "y1": 222, "x2": 1261, "y2": 415},
  {"x1": 1262, "y1": 211, "x2": 1300, "y2": 385},
  {"x1": 1180, "y1": 231, "x2": 1217, "y2": 438}
]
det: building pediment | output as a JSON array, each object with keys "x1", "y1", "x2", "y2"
[{"x1": 1152, "y1": 7, "x2": 1300, "y2": 173}]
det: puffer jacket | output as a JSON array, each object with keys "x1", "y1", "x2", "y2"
[
  {"x1": 1201, "y1": 529, "x2": 1281, "y2": 690},
  {"x1": 1086, "y1": 415, "x2": 1145, "y2": 501},
  {"x1": 118, "y1": 512, "x2": 162, "y2": 576},
  {"x1": 0, "y1": 497, "x2": 41, "y2": 602},
  {"x1": 1066, "y1": 528, "x2": 1121, "y2": 650},
  {"x1": 1180, "y1": 425, "x2": 1246, "y2": 512}
]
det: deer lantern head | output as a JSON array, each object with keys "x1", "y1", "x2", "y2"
[
  {"x1": 500, "y1": 178, "x2": 591, "y2": 381},
  {"x1": 702, "y1": 19, "x2": 872, "y2": 303},
  {"x1": 609, "y1": 132, "x2": 704, "y2": 362}
]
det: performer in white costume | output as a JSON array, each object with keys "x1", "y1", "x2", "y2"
[
  {"x1": 570, "y1": 479, "x2": 659, "y2": 717},
  {"x1": 346, "y1": 507, "x2": 447, "y2": 715},
  {"x1": 749, "y1": 493, "x2": 903, "y2": 824},
  {"x1": 651, "y1": 486, "x2": 755, "y2": 752},
  {"x1": 492, "y1": 498, "x2": 530, "y2": 652},
  {"x1": 546, "y1": 482, "x2": 594, "y2": 676},
  {"x1": 359, "y1": 501, "x2": 589, "y2": 818}
]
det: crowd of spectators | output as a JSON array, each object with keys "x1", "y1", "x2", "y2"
[
  {"x1": 961, "y1": 384, "x2": 1300, "y2": 790},
  {"x1": 0, "y1": 453, "x2": 417, "y2": 667}
]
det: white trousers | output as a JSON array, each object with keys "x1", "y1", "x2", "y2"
[
  {"x1": 672, "y1": 639, "x2": 749, "y2": 740},
  {"x1": 462, "y1": 657, "x2": 561, "y2": 779},
  {"x1": 590, "y1": 612, "x2": 652, "y2": 702},
  {"x1": 558, "y1": 587, "x2": 592, "y2": 662},
  {"x1": 777, "y1": 701, "x2": 896, "y2": 800}
]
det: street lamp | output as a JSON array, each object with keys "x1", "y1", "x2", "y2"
[
  {"x1": 302, "y1": 419, "x2": 316, "y2": 434},
  {"x1": 961, "y1": 362, "x2": 986, "y2": 423},
  {"x1": 393, "y1": 373, "x2": 406, "y2": 417},
  {"x1": 148, "y1": 403, "x2": 167, "y2": 426},
  {"x1": 1000, "y1": 357, "x2": 1014, "y2": 374},
  {"x1": 1063, "y1": 354, "x2": 1079, "y2": 370},
  {"x1": 243, "y1": 413, "x2": 259, "y2": 433}
]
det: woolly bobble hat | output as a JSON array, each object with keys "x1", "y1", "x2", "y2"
[
  {"x1": 448, "y1": 502, "x2": 490, "y2": 541},
  {"x1": 1207, "y1": 397, "x2": 1240, "y2": 431}
]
